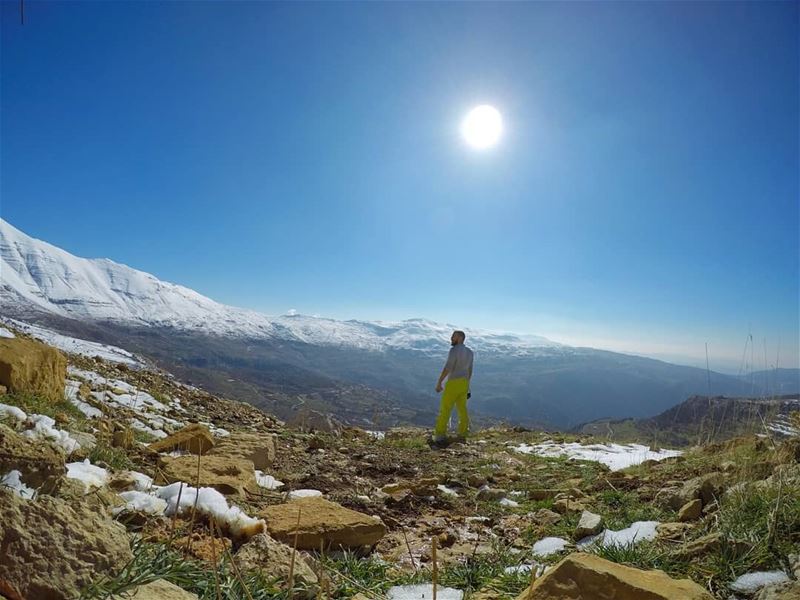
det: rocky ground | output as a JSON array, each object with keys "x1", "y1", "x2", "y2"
[{"x1": 0, "y1": 326, "x2": 798, "y2": 600}]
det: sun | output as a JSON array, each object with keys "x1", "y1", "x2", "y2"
[{"x1": 461, "y1": 104, "x2": 503, "y2": 149}]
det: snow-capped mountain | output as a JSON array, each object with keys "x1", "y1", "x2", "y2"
[{"x1": 0, "y1": 219, "x2": 559, "y2": 355}]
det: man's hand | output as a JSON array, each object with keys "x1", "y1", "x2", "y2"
[{"x1": 435, "y1": 383, "x2": 443, "y2": 393}]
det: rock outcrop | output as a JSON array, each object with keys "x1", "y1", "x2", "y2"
[
  {"x1": 149, "y1": 423, "x2": 215, "y2": 455},
  {"x1": 0, "y1": 489, "x2": 132, "y2": 600},
  {"x1": 515, "y1": 553, "x2": 714, "y2": 600},
  {"x1": 262, "y1": 497, "x2": 386, "y2": 550},
  {"x1": 157, "y1": 454, "x2": 257, "y2": 497},
  {"x1": 207, "y1": 431, "x2": 276, "y2": 470},
  {"x1": 0, "y1": 336, "x2": 67, "y2": 402},
  {"x1": 0, "y1": 423, "x2": 65, "y2": 492}
]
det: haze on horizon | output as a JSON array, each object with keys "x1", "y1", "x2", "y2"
[{"x1": 1, "y1": 1, "x2": 797, "y2": 374}]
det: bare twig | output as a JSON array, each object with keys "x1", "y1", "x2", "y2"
[{"x1": 401, "y1": 526, "x2": 417, "y2": 572}]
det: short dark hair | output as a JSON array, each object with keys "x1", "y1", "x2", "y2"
[{"x1": 453, "y1": 330, "x2": 466, "y2": 342}]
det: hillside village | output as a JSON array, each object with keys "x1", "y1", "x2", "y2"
[{"x1": 0, "y1": 323, "x2": 798, "y2": 600}]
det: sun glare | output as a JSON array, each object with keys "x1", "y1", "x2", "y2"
[{"x1": 461, "y1": 104, "x2": 503, "y2": 149}]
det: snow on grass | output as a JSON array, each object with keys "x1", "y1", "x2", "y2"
[
  {"x1": 0, "y1": 326, "x2": 15, "y2": 338},
  {"x1": 127, "y1": 470, "x2": 154, "y2": 491},
  {"x1": 128, "y1": 418, "x2": 168, "y2": 439},
  {"x1": 154, "y1": 482, "x2": 265, "y2": 537},
  {"x1": 287, "y1": 489, "x2": 323, "y2": 500},
  {"x1": 514, "y1": 440, "x2": 682, "y2": 471},
  {"x1": 24, "y1": 414, "x2": 81, "y2": 453},
  {"x1": 4, "y1": 318, "x2": 143, "y2": 366},
  {"x1": 532, "y1": 537, "x2": 569, "y2": 557},
  {"x1": 577, "y1": 521, "x2": 660, "y2": 548},
  {"x1": 437, "y1": 484, "x2": 459, "y2": 497},
  {"x1": 1, "y1": 470, "x2": 35, "y2": 498},
  {"x1": 64, "y1": 381, "x2": 103, "y2": 418},
  {"x1": 387, "y1": 585, "x2": 463, "y2": 600},
  {"x1": 66, "y1": 459, "x2": 109, "y2": 488},
  {"x1": 504, "y1": 563, "x2": 548, "y2": 577},
  {"x1": 255, "y1": 471, "x2": 284, "y2": 490},
  {"x1": 0, "y1": 403, "x2": 27, "y2": 422},
  {"x1": 729, "y1": 571, "x2": 790, "y2": 594},
  {"x1": 113, "y1": 490, "x2": 167, "y2": 516}
]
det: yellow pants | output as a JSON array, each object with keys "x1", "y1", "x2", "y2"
[{"x1": 434, "y1": 378, "x2": 470, "y2": 438}]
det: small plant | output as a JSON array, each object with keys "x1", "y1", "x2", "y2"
[
  {"x1": 2, "y1": 391, "x2": 85, "y2": 424},
  {"x1": 88, "y1": 443, "x2": 133, "y2": 470}
]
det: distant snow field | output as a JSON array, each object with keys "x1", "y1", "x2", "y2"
[
  {"x1": 514, "y1": 440, "x2": 682, "y2": 471},
  {"x1": 3, "y1": 318, "x2": 143, "y2": 366}
]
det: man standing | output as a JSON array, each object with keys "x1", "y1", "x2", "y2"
[{"x1": 433, "y1": 330, "x2": 474, "y2": 444}]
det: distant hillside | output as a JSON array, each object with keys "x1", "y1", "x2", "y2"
[
  {"x1": 0, "y1": 218, "x2": 774, "y2": 429},
  {"x1": 577, "y1": 394, "x2": 800, "y2": 446}
]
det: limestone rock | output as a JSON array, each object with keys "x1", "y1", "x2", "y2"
[
  {"x1": 678, "y1": 499, "x2": 702, "y2": 522},
  {"x1": 528, "y1": 488, "x2": 560, "y2": 501},
  {"x1": 574, "y1": 510, "x2": 603, "y2": 540},
  {"x1": 553, "y1": 498, "x2": 587, "y2": 514},
  {"x1": 656, "y1": 522, "x2": 692, "y2": 540},
  {"x1": 671, "y1": 532, "x2": 721, "y2": 559},
  {"x1": 663, "y1": 473, "x2": 725, "y2": 510},
  {"x1": 0, "y1": 423, "x2": 65, "y2": 492},
  {"x1": 235, "y1": 533, "x2": 318, "y2": 597},
  {"x1": 0, "y1": 489, "x2": 132, "y2": 600},
  {"x1": 149, "y1": 423, "x2": 215, "y2": 455},
  {"x1": 287, "y1": 409, "x2": 342, "y2": 434},
  {"x1": 532, "y1": 508, "x2": 562, "y2": 526},
  {"x1": 477, "y1": 487, "x2": 508, "y2": 501},
  {"x1": 756, "y1": 581, "x2": 800, "y2": 600},
  {"x1": 0, "y1": 336, "x2": 67, "y2": 402},
  {"x1": 262, "y1": 497, "x2": 386, "y2": 550},
  {"x1": 382, "y1": 477, "x2": 439, "y2": 497},
  {"x1": 515, "y1": 553, "x2": 714, "y2": 600},
  {"x1": 157, "y1": 454, "x2": 257, "y2": 497},
  {"x1": 112, "y1": 428, "x2": 134, "y2": 449},
  {"x1": 129, "y1": 579, "x2": 199, "y2": 599},
  {"x1": 207, "y1": 431, "x2": 276, "y2": 470}
]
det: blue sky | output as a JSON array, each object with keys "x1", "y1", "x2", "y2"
[{"x1": 2, "y1": 1, "x2": 798, "y2": 372}]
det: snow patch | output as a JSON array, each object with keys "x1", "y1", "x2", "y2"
[
  {"x1": 578, "y1": 521, "x2": 660, "y2": 548},
  {"x1": 532, "y1": 537, "x2": 569, "y2": 557},
  {"x1": 499, "y1": 497, "x2": 520, "y2": 508},
  {"x1": 288, "y1": 489, "x2": 323, "y2": 500},
  {"x1": 114, "y1": 490, "x2": 168, "y2": 515},
  {"x1": 437, "y1": 484, "x2": 459, "y2": 497},
  {"x1": 24, "y1": 414, "x2": 81, "y2": 453},
  {"x1": 514, "y1": 440, "x2": 681, "y2": 471},
  {"x1": 0, "y1": 403, "x2": 27, "y2": 422},
  {"x1": 66, "y1": 459, "x2": 109, "y2": 489},
  {"x1": 0, "y1": 326, "x2": 15, "y2": 338},
  {"x1": 255, "y1": 471, "x2": 284, "y2": 490},
  {"x1": 730, "y1": 571, "x2": 790, "y2": 594},
  {"x1": 1, "y1": 470, "x2": 35, "y2": 498},
  {"x1": 154, "y1": 482, "x2": 265, "y2": 537},
  {"x1": 387, "y1": 584, "x2": 463, "y2": 600}
]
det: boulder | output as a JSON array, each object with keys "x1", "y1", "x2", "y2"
[
  {"x1": 678, "y1": 499, "x2": 702, "y2": 522},
  {"x1": 0, "y1": 489, "x2": 132, "y2": 600},
  {"x1": 235, "y1": 533, "x2": 318, "y2": 597},
  {"x1": 662, "y1": 473, "x2": 725, "y2": 510},
  {"x1": 532, "y1": 508, "x2": 562, "y2": 526},
  {"x1": 0, "y1": 336, "x2": 67, "y2": 402},
  {"x1": 129, "y1": 579, "x2": 199, "y2": 599},
  {"x1": 515, "y1": 553, "x2": 714, "y2": 600},
  {"x1": 149, "y1": 423, "x2": 215, "y2": 455},
  {"x1": 382, "y1": 477, "x2": 439, "y2": 497},
  {"x1": 262, "y1": 497, "x2": 386, "y2": 550},
  {"x1": 656, "y1": 522, "x2": 692, "y2": 540},
  {"x1": 574, "y1": 510, "x2": 603, "y2": 540},
  {"x1": 207, "y1": 431, "x2": 276, "y2": 470},
  {"x1": 157, "y1": 454, "x2": 257, "y2": 498},
  {"x1": 0, "y1": 423, "x2": 65, "y2": 492}
]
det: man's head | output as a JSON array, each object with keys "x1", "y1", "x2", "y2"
[{"x1": 451, "y1": 330, "x2": 466, "y2": 346}]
